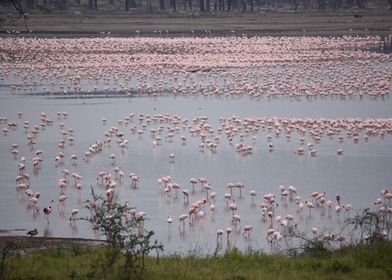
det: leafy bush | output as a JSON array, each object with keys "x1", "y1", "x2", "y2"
[{"x1": 84, "y1": 187, "x2": 163, "y2": 279}]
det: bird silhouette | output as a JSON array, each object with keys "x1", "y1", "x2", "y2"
[{"x1": 27, "y1": 228, "x2": 38, "y2": 237}]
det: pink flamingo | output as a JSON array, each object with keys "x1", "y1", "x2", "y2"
[
  {"x1": 216, "y1": 229, "x2": 224, "y2": 244},
  {"x1": 243, "y1": 225, "x2": 253, "y2": 238},
  {"x1": 167, "y1": 216, "x2": 173, "y2": 231},
  {"x1": 305, "y1": 200, "x2": 315, "y2": 216},
  {"x1": 43, "y1": 205, "x2": 53, "y2": 223},
  {"x1": 178, "y1": 214, "x2": 188, "y2": 232}
]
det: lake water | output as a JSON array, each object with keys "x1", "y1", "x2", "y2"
[{"x1": 0, "y1": 36, "x2": 391, "y2": 255}]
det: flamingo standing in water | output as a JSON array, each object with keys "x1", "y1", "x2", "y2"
[
  {"x1": 58, "y1": 195, "x2": 68, "y2": 207},
  {"x1": 210, "y1": 192, "x2": 217, "y2": 204},
  {"x1": 232, "y1": 214, "x2": 241, "y2": 230},
  {"x1": 336, "y1": 193, "x2": 341, "y2": 206},
  {"x1": 305, "y1": 200, "x2": 315, "y2": 216},
  {"x1": 226, "y1": 183, "x2": 235, "y2": 195},
  {"x1": 226, "y1": 227, "x2": 232, "y2": 242},
  {"x1": 249, "y1": 190, "x2": 256, "y2": 203},
  {"x1": 229, "y1": 200, "x2": 238, "y2": 215},
  {"x1": 70, "y1": 154, "x2": 77, "y2": 164},
  {"x1": 189, "y1": 178, "x2": 198, "y2": 192},
  {"x1": 235, "y1": 182, "x2": 245, "y2": 197},
  {"x1": 311, "y1": 227, "x2": 318, "y2": 239},
  {"x1": 182, "y1": 189, "x2": 189, "y2": 204},
  {"x1": 223, "y1": 193, "x2": 233, "y2": 207},
  {"x1": 216, "y1": 229, "x2": 224, "y2": 244},
  {"x1": 167, "y1": 216, "x2": 173, "y2": 231},
  {"x1": 209, "y1": 204, "x2": 216, "y2": 218},
  {"x1": 326, "y1": 200, "x2": 333, "y2": 210},
  {"x1": 130, "y1": 174, "x2": 139, "y2": 189},
  {"x1": 169, "y1": 153, "x2": 175, "y2": 163},
  {"x1": 243, "y1": 225, "x2": 253, "y2": 238},
  {"x1": 344, "y1": 204, "x2": 353, "y2": 217},
  {"x1": 43, "y1": 205, "x2": 53, "y2": 223},
  {"x1": 29, "y1": 192, "x2": 40, "y2": 212},
  {"x1": 109, "y1": 153, "x2": 116, "y2": 164},
  {"x1": 373, "y1": 198, "x2": 382, "y2": 209},
  {"x1": 178, "y1": 214, "x2": 188, "y2": 232},
  {"x1": 69, "y1": 208, "x2": 79, "y2": 223}
]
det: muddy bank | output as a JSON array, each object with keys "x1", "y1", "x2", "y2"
[
  {"x1": 0, "y1": 236, "x2": 106, "y2": 253},
  {"x1": 1, "y1": 10, "x2": 392, "y2": 37}
]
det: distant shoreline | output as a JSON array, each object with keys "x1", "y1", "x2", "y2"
[{"x1": 1, "y1": 9, "x2": 392, "y2": 37}]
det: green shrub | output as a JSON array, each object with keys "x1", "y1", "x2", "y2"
[
  {"x1": 83, "y1": 188, "x2": 163, "y2": 279},
  {"x1": 324, "y1": 258, "x2": 353, "y2": 274}
]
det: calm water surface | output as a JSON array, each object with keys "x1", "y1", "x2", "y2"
[{"x1": 0, "y1": 91, "x2": 391, "y2": 254}]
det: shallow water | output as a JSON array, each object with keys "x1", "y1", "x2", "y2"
[
  {"x1": 0, "y1": 36, "x2": 392, "y2": 255},
  {"x1": 0, "y1": 92, "x2": 391, "y2": 254}
]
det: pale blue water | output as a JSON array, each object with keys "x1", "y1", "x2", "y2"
[
  {"x1": 0, "y1": 35, "x2": 391, "y2": 254},
  {"x1": 0, "y1": 92, "x2": 391, "y2": 254}
]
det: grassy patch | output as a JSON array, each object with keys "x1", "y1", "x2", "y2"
[{"x1": 2, "y1": 240, "x2": 392, "y2": 280}]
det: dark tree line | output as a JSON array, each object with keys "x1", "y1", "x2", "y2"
[
  {"x1": 0, "y1": 0, "x2": 30, "y2": 31},
  {"x1": 1, "y1": 0, "x2": 391, "y2": 15},
  {"x1": 121, "y1": 0, "x2": 386, "y2": 12}
]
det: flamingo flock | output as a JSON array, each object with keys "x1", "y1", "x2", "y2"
[
  {"x1": 2, "y1": 108, "x2": 391, "y2": 251},
  {"x1": 0, "y1": 36, "x2": 390, "y2": 100},
  {"x1": 0, "y1": 35, "x2": 391, "y2": 253}
]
